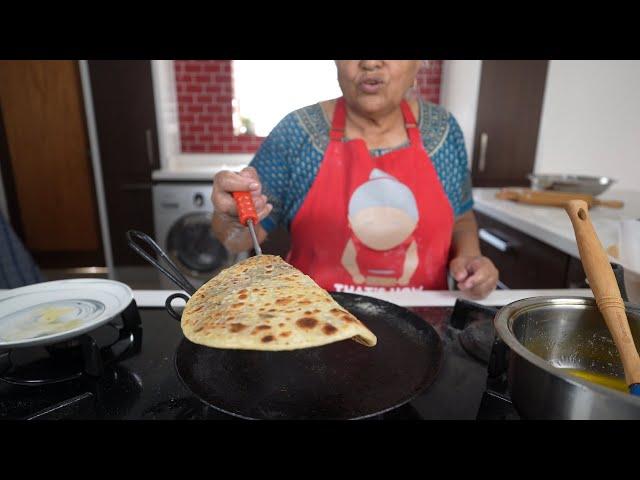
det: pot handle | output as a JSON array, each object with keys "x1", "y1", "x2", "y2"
[{"x1": 166, "y1": 293, "x2": 190, "y2": 321}]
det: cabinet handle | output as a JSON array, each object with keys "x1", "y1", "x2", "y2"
[
  {"x1": 479, "y1": 228, "x2": 511, "y2": 252},
  {"x1": 478, "y1": 132, "x2": 488, "y2": 173},
  {"x1": 145, "y1": 129, "x2": 154, "y2": 168}
]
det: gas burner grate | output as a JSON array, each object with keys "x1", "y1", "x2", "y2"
[{"x1": 0, "y1": 301, "x2": 143, "y2": 386}]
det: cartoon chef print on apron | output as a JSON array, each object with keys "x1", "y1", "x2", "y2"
[{"x1": 341, "y1": 168, "x2": 419, "y2": 287}]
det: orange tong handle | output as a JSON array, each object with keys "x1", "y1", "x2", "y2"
[{"x1": 232, "y1": 191, "x2": 258, "y2": 226}]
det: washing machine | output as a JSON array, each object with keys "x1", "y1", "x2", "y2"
[{"x1": 152, "y1": 181, "x2": 247, "y2": 290}]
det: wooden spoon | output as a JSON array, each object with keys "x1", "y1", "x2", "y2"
[{"x1": 565, "y1": 200, "x2": 640, "y2": 395}]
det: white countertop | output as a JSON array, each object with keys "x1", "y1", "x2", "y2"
[
  {"x1": 133, "y1": 288, "x2": 593, "y2": 309},
  {"x1": 152, "y1": 165, "x2": 247, "y2": 182},
  {"x1": 473, "y1": 187, "x2": 640, "y2": 276}
]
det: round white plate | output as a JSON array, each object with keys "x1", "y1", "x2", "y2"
[{"x1": 0, "y1": 279, "x2": 133, "y2": 349}]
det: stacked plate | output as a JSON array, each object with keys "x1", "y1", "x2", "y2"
[{"x1": 0, "y1": 279, "x2": 133, "y2": 349}]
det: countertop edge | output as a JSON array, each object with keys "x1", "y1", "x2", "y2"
[{"x1": 132, "y1": 289, "x2": 594, "y2": 309}]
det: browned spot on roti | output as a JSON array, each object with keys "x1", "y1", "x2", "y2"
[
  {"x1": 193, "y1": 326, "x2": 204, "y2": 332},
  {"x1": 261, "y1": 335, "x2": 275, "y2": 343},
  {"x1": 304, "y1": 311, "x2": 312, "y2": 315},
  {"x1": 296, "y1": 317, "x2": 318, "y2": 329},
  {"x1": 259, "y1": 313, "x2": 275, "y2": 319},
  {"x1": 298, "y1": 300, "x2": 311, "y2": 305},
  {"x1": 313, "y1": 309, "x2": 320, "y2": 313},
  {"x1": 191, "y1": 306, "x2": 203, "y2": 312},
  {"x1": 330, "y1": 308, "x2": 344, "y2": 316},
  {"x1": 238, "y1": 289, "x2": 248, "y2": 294},
  {"x1": 341, "y1": 315, "x2": 355, "y2": 323},
  {"x1": 323, "y1": 323, "x2": 338, "y2": 335},
  {"x1": 278, "y1": 323, "x2": 285, "y2": 327},
  {"x1": 238, "y1": 293, "x2": 248, "y2": 300},
  {"x1": 231, "y1": 303, "x2": 244, "y2": 308},
  {"x1": 268, "y1": 309, "x2": 276, "y2": 312},
  {"x1": 280, "y1": 331, "x2": 291, "y2": 337},
  {"x1": 256, "y1": 325, "x2": 271, "y2": 330},
  {"x1": 276, "y1": 297, "x2": 293, "y2": 305},
  {"x1": 229, "y1": 323, "x2": 246, "y2": 332}
]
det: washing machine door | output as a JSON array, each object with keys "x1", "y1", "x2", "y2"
[{"x1": 166, "y1": 212, "x2": 230, "y2": 282}]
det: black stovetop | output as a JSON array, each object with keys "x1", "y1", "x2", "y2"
[{"x1": 0, "y1": 300, "x2": 517, "y2": 420}]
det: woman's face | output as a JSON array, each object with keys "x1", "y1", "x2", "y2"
[{"x1": 335, "y1": 60, "x2": 421, "y2": 116}]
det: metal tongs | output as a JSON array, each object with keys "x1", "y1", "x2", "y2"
[
  {"x1": 126, "y1": 230, "x2": 197, "y2": 296},
  {"x1": 232, "y1": 191, "x2": 261, "y2": 255},
  {"x1": 126, "y1": 191, "x2": 262, "y2": 320},
  {"x1": 126, "y1": 230, "x2": 200, "y2": 319}
]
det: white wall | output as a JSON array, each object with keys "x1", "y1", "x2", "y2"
[
  {"x1": 535, "y1": 60, "x2": 640, "y2": 191},
  {"x1": 440, "y1": 60, "x2": 482, "y2": 166},
  {"x1": 151, "y1": 60, "x2": 181, "y2": 170}
]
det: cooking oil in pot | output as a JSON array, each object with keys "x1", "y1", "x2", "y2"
[{"x1": 562, "y1": 368, "x2": 628, "y2": 393}]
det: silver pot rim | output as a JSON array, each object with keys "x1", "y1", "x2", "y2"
[{"x1": 494, "y1": 295, "x2": 640, "y2": 406}]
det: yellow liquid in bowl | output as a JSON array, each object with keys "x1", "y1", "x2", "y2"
[{"x1": 562, "y1": 368, "x2": 628, "y2": 393}]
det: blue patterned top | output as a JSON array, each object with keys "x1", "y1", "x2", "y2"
[
  {"x1": 250, "y1": 98, "x2": 473, "y2": 233},
  {"x1": 0, "y1": 213, "x2": 44, "y2": 289}
]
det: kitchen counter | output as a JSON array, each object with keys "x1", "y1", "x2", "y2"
[
  {"x1": 473, "y1": 187, "x2": 640, "y2": 276},
  {"x1": 133, "y1": 288, "x2": 593, "y2": 308},
  {"x1": 152, "y1": 166, "x2": 245, "y2": 182}
]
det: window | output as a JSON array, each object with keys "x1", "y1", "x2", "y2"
[{"x1": 232, "y1": 60, "x2": 342, "y2": 137}]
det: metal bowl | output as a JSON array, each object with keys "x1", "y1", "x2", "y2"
[
  {"x1": 528, "y1": 174, "x2": 616, "y2": 196},
  {"x1": 494, "y1": 297, "x2": 640, "y2": 419}
]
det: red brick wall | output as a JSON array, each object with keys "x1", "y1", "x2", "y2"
[{"x1": 175, "y1": 60, "x2": 443, "y2": 154}]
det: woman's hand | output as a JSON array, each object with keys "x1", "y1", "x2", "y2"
[
  {"x1": 211, "y1": 167, "x2": 272, "y2": 253},
  {"x1": 212, "y1": 167, "x2": 272, "y2": 221},
  {"x1": 449, "y1": 255, "x2": 498, "y2": 300}
]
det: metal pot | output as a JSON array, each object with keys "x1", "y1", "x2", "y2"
[{"x1": 493, "y1": 296, "x2": 640, "y2": 419}]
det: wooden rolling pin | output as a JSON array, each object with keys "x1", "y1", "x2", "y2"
[
  {"x1": 565, "y1": 200, "x2": 640, "y2": 395},
  {"x1": 496, "y1": 188, "x2": 624, "y2": 209}
]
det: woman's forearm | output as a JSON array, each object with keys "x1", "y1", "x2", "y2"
[
  {"x1": 211, "y1": 211, "x2": 268, "y2": 254},
  {"x1": 451, "y1": 210, "x2": 482, "y2": 258}
]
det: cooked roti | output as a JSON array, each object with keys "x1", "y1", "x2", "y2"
[{"x1": 181, "y1": 255, "x2": 377, "y2": 351}]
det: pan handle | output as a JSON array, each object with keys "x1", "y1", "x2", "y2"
[
  {"x1": 126, "y1": 230, "x2": 197, "y2": 295},
  {"x1": 166, "y1": 293, "x2": 190, "y2": 321}
]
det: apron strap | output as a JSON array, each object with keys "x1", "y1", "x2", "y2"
[
  {"x1": 330, "y1": 97, "x2": 347, "y2": 141},
  {"x1": 330, "y1": 97, "x2": 421, "y2": 145},
  {"x1": 400, "y1": 99, "x2": 422, "y2": 146}
]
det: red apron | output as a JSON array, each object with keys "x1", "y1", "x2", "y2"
[{"x1": 288, "y1": 97, "x2": 454, "y2": 292}]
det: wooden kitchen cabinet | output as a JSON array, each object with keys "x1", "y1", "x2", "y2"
[
  {"x1": 474, "y1": 210, "x2": 581, "y2": 289},
  {"x1": 88, "y1": 61, "x2": 159, "y2": 266}
]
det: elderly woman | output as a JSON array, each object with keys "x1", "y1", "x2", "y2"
[{"x1": 212, "y1": 60, "x2": 498, "y2": 299}]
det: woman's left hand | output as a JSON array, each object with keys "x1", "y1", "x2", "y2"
[{"x1": 449, "y1": 255, "x2": 499, "y2": 300}]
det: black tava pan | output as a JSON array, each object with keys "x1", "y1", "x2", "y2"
[{"x1": 127, "y1": 230, "x2": 444, "y2": 420}]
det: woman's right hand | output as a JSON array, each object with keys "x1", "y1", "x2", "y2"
[{"x1": 211, "y1": 166, "x2": 273, "y2": 223}]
